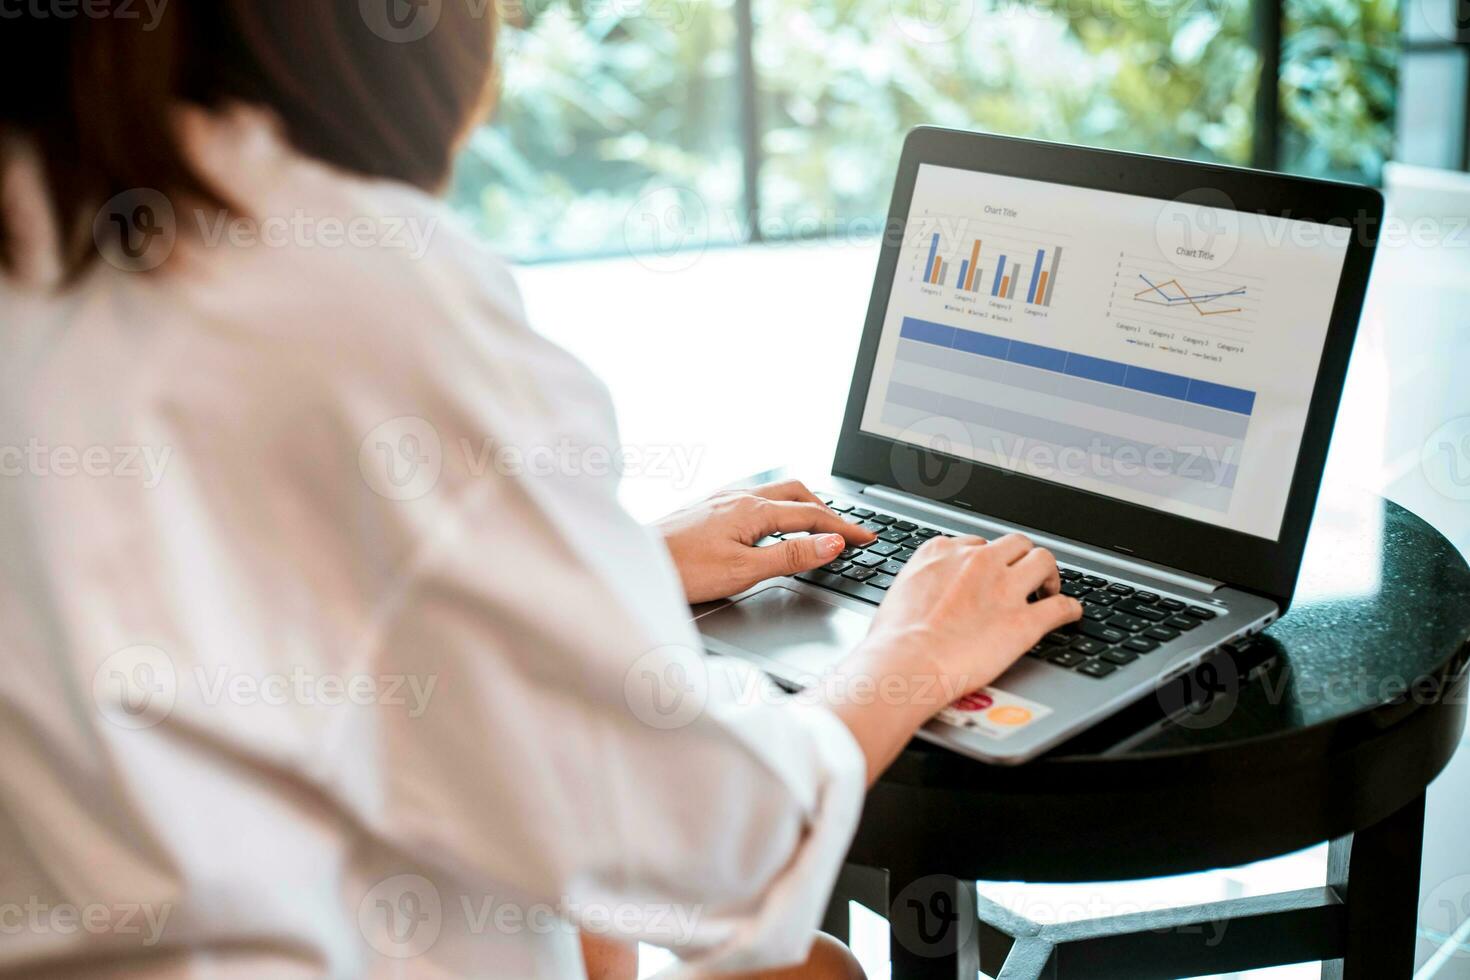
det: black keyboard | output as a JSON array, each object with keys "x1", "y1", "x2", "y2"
[{"x1": 781, "y1": 496, "x2": 1224, "y2": 680}]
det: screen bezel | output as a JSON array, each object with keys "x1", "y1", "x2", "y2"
[{"x1": 833, "y1": 127, "x2": 1382, "y2": 611}]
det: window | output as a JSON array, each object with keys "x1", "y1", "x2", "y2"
[
  {"x1": 1396, "y1": 0, "x2": 1470, "y2": 168},
  {"x1": 447, "y1": 0, "x2": 1429, "y2": 263}
]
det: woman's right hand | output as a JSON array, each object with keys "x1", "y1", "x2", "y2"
[
  {"x1": 869, "y1": 532, "x2": 1081, "y2": 690},
  {"x1": 823, "y1": 533, "x2": 1082, "y2": 784}
]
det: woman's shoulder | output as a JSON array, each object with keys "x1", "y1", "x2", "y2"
[
  {"x1": 168, "y1": 104, "x2": 614, "y2": 424},
  {"x1": 178, "y1": 103, "x2": 525, "y2": 346}
]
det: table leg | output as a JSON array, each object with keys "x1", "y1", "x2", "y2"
[
  {"x1": 886, "y1": 869, "x2": 980, "y2": 980},
  {"x1": 1322, "y1": 791, "x2": 1426, "y2": 980},
  {"x1": 822, "y1": 864, "x2": 887, "y2": 945}
]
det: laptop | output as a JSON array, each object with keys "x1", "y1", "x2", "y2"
[{"x1": 694, "y1": 127, "x2": 1382, "y2": 765}]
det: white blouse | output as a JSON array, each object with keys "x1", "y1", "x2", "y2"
[{"x1": 0, "y1": 107, "x2": 865, "y2": 978}]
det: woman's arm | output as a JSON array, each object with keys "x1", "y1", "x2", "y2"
[
  {"x1": 657, "y1": 480, "x2": 1082, "y2": 786},
  {"x1": 823, "y1": 532, "x2": 1078, "y2": 784}
]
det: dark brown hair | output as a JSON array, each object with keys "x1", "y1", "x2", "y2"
[{"x1": 0, "y1": 2, "x2": 497, "y2": 276}]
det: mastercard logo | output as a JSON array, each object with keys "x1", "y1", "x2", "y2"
[
  {"x1": 986, "y1": 705, "x2": 1033, "y2": 726},
  {"x1": 953, "y1": 692, "x2": 994, "y2": 712}
]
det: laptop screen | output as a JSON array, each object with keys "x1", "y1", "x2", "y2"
[{"x1": 859, "y1": 163, "x2": 1352, "y2": 542}]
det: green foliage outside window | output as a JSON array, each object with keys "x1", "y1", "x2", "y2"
[{"x1": 446, "y1": 0, "x2": 1398, "y2": 261}]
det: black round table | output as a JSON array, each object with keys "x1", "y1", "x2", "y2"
[{"x1": 820, "y1": 490, "x2": 1470, "y2": 980}]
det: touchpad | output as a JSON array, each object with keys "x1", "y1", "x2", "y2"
[{"x1": 699, "y1": 585, "x2": 875, "y2": 681}]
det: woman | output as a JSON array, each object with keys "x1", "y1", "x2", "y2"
[{"x1": 0, "y1": 6, "x2": 1080, "y2": 978}]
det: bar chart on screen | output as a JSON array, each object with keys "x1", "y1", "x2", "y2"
[{"x1": 911, "y1": 214, "x2": 1071, "y2": 310}]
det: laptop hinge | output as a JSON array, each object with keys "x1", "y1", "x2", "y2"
[{"x1": 862, "y1": 485, "x2": 1225, "y2": 594}]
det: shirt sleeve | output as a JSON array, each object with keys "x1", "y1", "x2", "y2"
[{"x1": 318, "y1": 259, "x2": 868, "y2": 972}]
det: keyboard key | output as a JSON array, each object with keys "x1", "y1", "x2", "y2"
[
  {"x1": 914, "y1": 528, "x2": 940, "y2": 539},
  {"x1": 1115, "y1": 599, "x2": 1166, "y2": 621},
  {"x1": 829, "y1": 578, "x2": 887, "y2": 605},
  {"x1": 1186, "y1": 605, "x2": 1218, "y2": 620},
  {"x1": 852, "y1": 553, "x2": 885, "y2": 568},
  {"x1": 1082, "y1": 606, "x2": 1111, "y2": 621},
  {"x1": 1049, "y1": 650, "x2": 1087, "y2": 668},
  {"x1": 1059, "y1": 568, "x2": 1082, "y2": 581},
  {"x1": 795, "y1": 570, "x2": 845, "y2": 588},
  {"x1": 1107, "y1": 583, "x2": 1134, "y2": 596},
  {"x1": 1027, "y1": 643, "x2": 1049, "y2": 657},
  {"x1": 1086, "y1": 592, "x2": 1119, "y2": 606},
  {"x1": 1134, "y1": 591, "x2": 1160, "y2": 603},
  {"x1": 828, "y1": 503, "x2": 853, "y2": 513},
  {"x1": 894, "y1": 520, "x2": 918, "y2": 531},
  {"x1": 1070, "y1": 637, "x2": 1106, "y2": 656},
  {"x1": 869, "y1": 514, "x2": 896, "y2": 526},
  {"x1": 1078, "y1": 660, "x2": 1117, "y2": 678},
  {"x1": 1082, "y1": 575, "x2": 1107, "y2": 589},
  {"x1": 839, "y1": 547, "x2": 863, "y2": 560},
  {"x1": 869, "y1": 574, "x2": 897, "y2": 589},
  {"x1": 866, "y1": 541, "x2": 901, "y2": 557},
  {"x1": 1144, "y1": 625, "x2": 1181, "y2": 642},
  {"x1": 1124, "y1": 637, "x2": 1159, "y2": 653},
  {"x1": 878, "y1": 529, "x2": 910, "y2": 543},
  {"x1": 896, "y1": 548, "x2": 918, "y2": 562},
  {"x1": 843, "y1": 567, "x2": 877, "y2": 581},
  {"x1": 1157, "y1": 598, "x2": 1185, "y2": 611},
  {"x1": 1078, "y1": 621, "x2": 1127, "y2": 644},
  {"x1": 879, "y1": 560, "x2": 905, "y2": 576},
  {"x1": 1061, "y1": 582, "x2": 1089, "y2": 598},
  {"x1": 1106, "y1": 613, "x2": 1149, "y2": 633},
  {"x1": 859, "y1": 520, "x2": 886, "y2": 533},
  {"x1": 1165, "y1": 615, "x2": 1199, "y2": 631},
  {"x1": 849, "y1": 508, "x2": 874, "y2": 519},
  {"x1": 1043, "y1": 631, "x2": 1073, "y2": 646},
  {"x1": 822, "y1": 560, "x2": 851, "y2": 573},
  {"x1": 1101, "y1": 649, "x2": 1138, "y2": 665}
]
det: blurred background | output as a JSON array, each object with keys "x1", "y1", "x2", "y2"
[
  {"x1": 443, "y1": 0, "x2": 1464, "y2": 262},
  {"x1": 440, "y1": 2, "x2": 1470, "y2": 976}
]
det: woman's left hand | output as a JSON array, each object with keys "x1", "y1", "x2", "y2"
[{"x1": 656, "y1": 479, "x2": 877, "y2": 604}]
